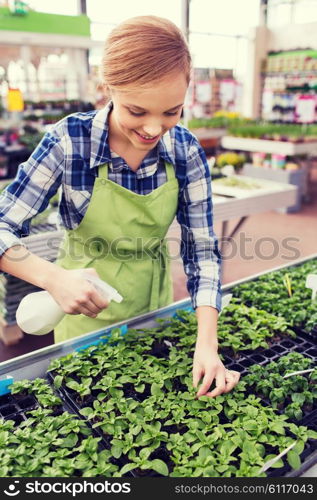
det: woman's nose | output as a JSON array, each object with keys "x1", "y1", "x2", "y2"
[{"x1": 142, "y1": 124, "x2": 162, "y2": 137}]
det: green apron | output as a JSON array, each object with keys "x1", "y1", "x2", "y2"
[{"x1": 54, "y1": 161, "x2": 179, "y2": 343}]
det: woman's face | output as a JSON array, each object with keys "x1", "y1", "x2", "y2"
[{"x1": 108, "y1": 72, "x2": 188, "y2": 151}]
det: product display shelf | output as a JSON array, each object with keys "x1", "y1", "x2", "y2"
[
  {"x1": 220, "y1": 135, "x2": 316, "y2": 212},
  {"x1": 221, "y1": 136, "x2": 317, "y2": 156},
  {"x1": 241, "y1": 163, "x2": 307, "y2": 213},
  {"x1": 212, "y1": 183, "x2": 296, "y2": 222},
  {"x1": 191, "y1": 128, "x2": 226, "y2": 142},
  {"x1": 211, "y1": 178, "x2": 296, "y2": 250},
  {"x1": 1, "y1": 253, "x2": 317, "y2": 476},
  {"x1": 212, "y1": 174, "x2": 298, "y2": 200}
]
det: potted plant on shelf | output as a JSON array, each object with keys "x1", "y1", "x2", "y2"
[{"x1": 215, "y1": 152, "x2": 246, "y2": 175}]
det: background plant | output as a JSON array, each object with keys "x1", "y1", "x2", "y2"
[
  {"x1": 231, "y1": 259, "x2": 317, "y2": 331},
  {"x1": 0, "y1": 379, "x2": 118, "y2": 477},
  {"x1": 243, "y1": 353, "x2": 316, "y2": 417}
]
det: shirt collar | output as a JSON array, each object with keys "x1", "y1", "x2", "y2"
[{"x1": 89, "y1": 101, "x2": 176, "y2": 171}]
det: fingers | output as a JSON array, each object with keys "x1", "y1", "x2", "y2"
[
  {"x1": 89, "y1": 288, "x2": 109, "y2": 310},
  {"x1": 81, "y1": 269, "x2": 109, "y2": 310},
  {"x1": 79, "y1": 294, "x2": 109, "y2": 317},
  {"x1": 196, "y1": 371, "x2": 215, "y2": 398},
  {"x1": 64, "y1": 286, "x2": 109, "y2": 317},
  {"x1": 204, "y1": 370, "x2": 226, "y2": 398},
  {"x1": 197, "y1": 369, "x2": 240, "y2": 399},
  {"x1": 78, "y1": 305, "x2": 99, "y2": 318},
  {"x1": 192, "y1": 366, "x2": 202, "y2": 389},
  {"x1": 223, "y1": 370, "x2": 240, "y2": 393}
]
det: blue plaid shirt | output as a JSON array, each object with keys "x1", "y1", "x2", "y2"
[{"x1": 0, "y1": 102, "x2": 221, "y2": 310}]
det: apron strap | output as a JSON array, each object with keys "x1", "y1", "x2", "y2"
[
  {"x1": 165, "y1": 161, "x2": 176, "y2": 182},
  {"x1": 98, "y1": 162, "x2": 109, "y2": 179}
]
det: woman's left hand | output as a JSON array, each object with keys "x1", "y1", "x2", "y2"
[{"x1": 193, "y1": 342, "x2": 240, "y2": 398}]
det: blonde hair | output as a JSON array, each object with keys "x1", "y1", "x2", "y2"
[{"x1": 101, "y1": 16, "x2": 191, "y2": 90}]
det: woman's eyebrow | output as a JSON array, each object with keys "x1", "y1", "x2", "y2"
[{"x1": 126, "y1": 103, "x2": 184, "y2": 112}]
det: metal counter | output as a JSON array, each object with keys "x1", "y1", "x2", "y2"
[{"x1": 0, "y1": 252, "x2": 316, "y2": 477}]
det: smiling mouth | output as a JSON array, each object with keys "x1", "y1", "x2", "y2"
[{"x1": 134, "y1": 131, "x2": 160, "y2": 142}]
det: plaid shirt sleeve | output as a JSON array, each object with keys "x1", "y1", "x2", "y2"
[
  {"x1": 176, "y1": 135, "x2": 222, "y2": 312},
  {"x1": 0, "y1": 130, "x2": 64, "y2": 256}
]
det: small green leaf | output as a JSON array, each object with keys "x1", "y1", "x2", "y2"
[
  {"x1": 151, "y1": 383, "x2": 162, "y2": 397},
  {"x1": 135, "y1": 384, "x2": 145, "y2": 393},
  {"x1": 270, "y1": 459, "x2": 284, "y2": 469},
  {"x1": 79, "y1": 407, "x2": 94, "y2": 417},
  {"x1": 53, "y1": 375, "x2": 63, "y2": 389},
  {"x1": 264, "y1": 455, "x2": 284, "y2": 469},
  {"x1": 242, "y1": 440, "x2": 255, "y2": 455},
  {"x1": 220, "y1": 440, "x2": 237, "y2": 457},
  {"x1": 307, "y1": 429, "x2": 317, "y2": 440},
  {"x1": 271, "y1": 422, "x2": 285, "y2": 435},
  {"x1": 60, "y1": 433, "x2": 78, "y2": 448},
  {"x1": 243, "y1": 421, "x2": 258, "y2": 431},
  {"x1": 198, "y1": 446, "x2": 212, "y2": 459},
  {"x1": 216, "y1": 465, "x2": 230, "y2": 473},
  {"x1": 291, "y1": 393, "x2": 305, "y2": 405},
  {"x1": 287, "y1": 450, "x2": 301, "y2": 470},
  {"x1": 151, "y1": 459, "x2": 169, "y2": 476},
  {"x1": 111, "y1": 445, "x2": 123, "y2": 459},
  {"x1": 120, "y1": 463, "x2": 137, "y2": 475},
  {"x1": 293, "y1": 441, "x2": 305, "y2": 455}
]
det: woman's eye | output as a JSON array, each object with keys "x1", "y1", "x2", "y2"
[
  {"x1": 129, "y1": 110, "x2": 145, "y2": 116},
  {"x1": 128, "y1": 109, "x2": 180, "y2": 117}
]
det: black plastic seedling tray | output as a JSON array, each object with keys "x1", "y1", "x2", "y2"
[
  {"x1": 46, "y1": 373, "x2": 114, "y2": 448},
  {"x1": 226, "y1": 329, "x2": 317, "y2": 429},
  {"x1": 45, "y1": 316, "x2": 317, "y2": 478},
  {"x1": 267, "y1": 439, "x2": 317, "y2": 478},
  {"x1": 222, "y1": 329, "x2": 317, "y2": 378},
  {"x1": 254, "y1": 380, "x2": 317, "y2": 427},
  {"x1": 0, "y1": 392, "x2": 37, "y2": 420},
  {"x1": 0, "y1": 391, "x2": 64, "y2": 426},
  {"x1": 45, "y1": 373, "x2": 146, "y2": 476},
  {"x1": 47, "y1": 371, "x2": 317, "y2": 478}
]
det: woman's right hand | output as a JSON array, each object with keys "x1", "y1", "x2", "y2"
[{"x1": 45, "y1": 267, "x2": 109, "y2": 318}]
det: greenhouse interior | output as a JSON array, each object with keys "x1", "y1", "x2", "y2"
[{"x1": 0, "y1": 0, "x2": 317, "y2": 482}]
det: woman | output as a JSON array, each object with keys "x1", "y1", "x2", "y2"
[{"x1": 0, "y1": 16, "x2": 239, "y2": 398}]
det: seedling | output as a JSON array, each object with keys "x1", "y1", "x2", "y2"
[{"x1": 283, "y1": 274, "x2": 292, "y2": 297}]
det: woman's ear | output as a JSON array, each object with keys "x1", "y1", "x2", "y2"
[
  {"x1": 102, "y1": 83, "x2": 109, "y2": 94},
  {"x1": 100, "y1": 83, "x2": 112, "y2": 104}
]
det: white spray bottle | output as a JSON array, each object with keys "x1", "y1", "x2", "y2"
[{"x1": 16, "y1": 273, "x2": 123, "y2": 335}]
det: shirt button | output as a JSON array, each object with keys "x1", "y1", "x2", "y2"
[{"x1": 100, "y1": 179, "x2": 106, "y2": 185}]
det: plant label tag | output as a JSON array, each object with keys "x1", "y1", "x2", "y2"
[
  {"x1": 306, "y1": 274, "x2": 317, "y2": 301},
  {"x1": 259, "y1": 441, "x2": 297, "y2": 474}
]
